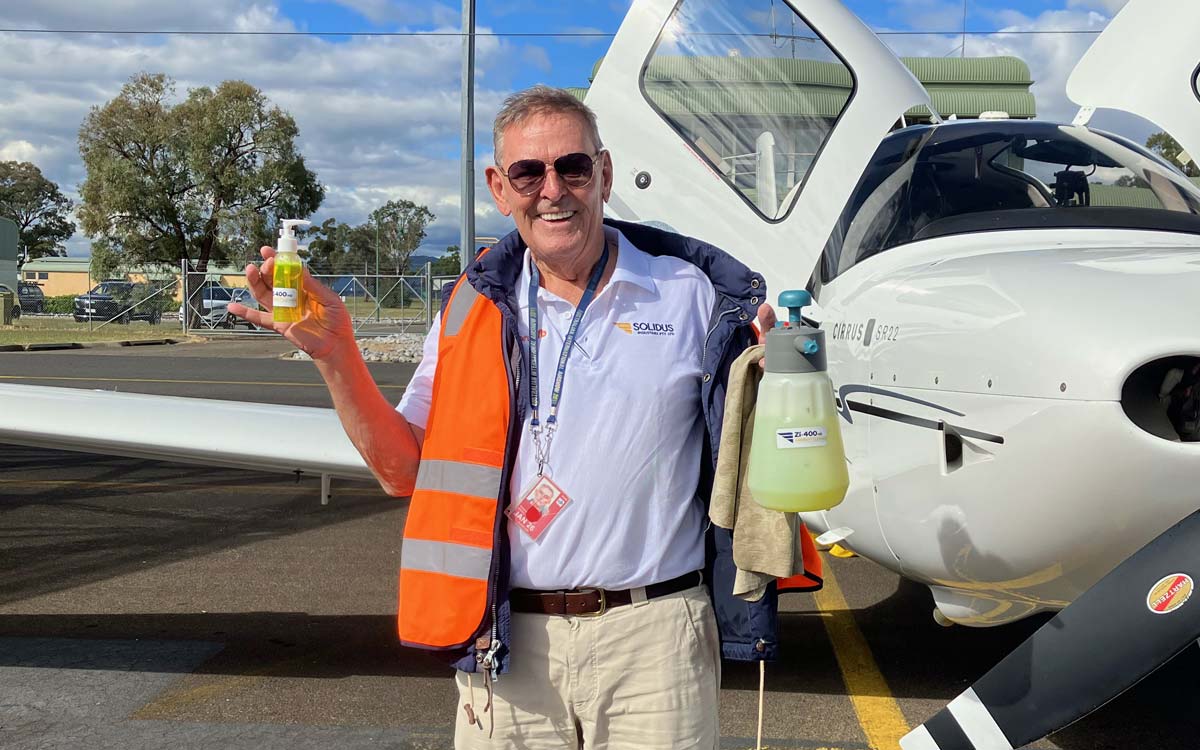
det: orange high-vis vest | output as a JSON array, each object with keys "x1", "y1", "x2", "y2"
[{"x1": 397, "y1": 275, "x2": 513, "y2": 650}]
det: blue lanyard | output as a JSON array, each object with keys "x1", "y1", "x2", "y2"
[{"x1": 526, "y1": 241, "x2": 610, "y2": 474}]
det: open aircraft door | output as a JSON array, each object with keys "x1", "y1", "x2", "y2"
[
  {"x1": 587, "y1": 0, "x2": 934, "y2": 298},
  {"x1": 1068, "y1": 0, "x2": 1200, "y2": 175}
]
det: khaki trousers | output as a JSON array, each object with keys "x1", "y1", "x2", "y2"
[{"x1": 454, "y1": 585, "x2": 720, "y2": 749}]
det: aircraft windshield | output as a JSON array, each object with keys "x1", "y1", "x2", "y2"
[{"x1": 822, "y1": 122, "x2": 1200, "y2": 281}]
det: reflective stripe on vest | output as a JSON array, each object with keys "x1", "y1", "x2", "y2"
[{"x1": 398, "y1": 273, "x2": 512, "y2": 651}]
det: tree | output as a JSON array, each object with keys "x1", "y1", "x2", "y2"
[
  {"x1": 431, "y1": 246, "x2": 461, "y2": 276},
  {"x1": 1145, "y1": 132, "x2": 1198, "y2": 177},
  {"x1": 302, "y1": 218, "x2": 380, "y2": 276},
  {"x1": 368, "y1": 199, "x2": 435, "y2": 275},
  {"x1": 88, "y1": 239, "x2": 123, "y2": 281},
  {"x1": 77, "y1": 73, "x2": 324, "y2": 276},
  {"x1": 0, "y1": 161, "x2": 75, "y2": 259}
]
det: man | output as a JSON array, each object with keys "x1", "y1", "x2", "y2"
[{"x1": 230, "y1": 85, "x2": 779, "y2": 748}]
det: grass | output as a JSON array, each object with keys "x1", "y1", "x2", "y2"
[{"x1": 0, "y1": 316, "x2": 185, "y2": 346}]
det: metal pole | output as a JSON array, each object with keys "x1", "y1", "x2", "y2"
[
  {"x1": 460, "y1": 0, "x2": 476, "y2": 275},
  {"x1": 424, "y1": 261, "x2": 433, "y2": 327},
  {"x1": 961, "y1": 0, "x2": 967, "y2": 57},
  {"x1": 181, "y1": 259, "x2": 188, "y2": 335}
]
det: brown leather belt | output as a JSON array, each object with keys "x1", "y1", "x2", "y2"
[{"x1": 509, "y1": 570, "x2": 704, "y2": 617}]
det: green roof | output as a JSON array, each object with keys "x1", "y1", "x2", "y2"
[
  {"x1": 575, "y1": 55, "x2": 1036, "y2": 119},
  {"x1": 22, "y1": 257, "x2": 91, "y2": 273}
]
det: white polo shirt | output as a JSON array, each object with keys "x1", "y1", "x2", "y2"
[{"x1": 397, "y1": 227, "x2": 716, "y2": 590}]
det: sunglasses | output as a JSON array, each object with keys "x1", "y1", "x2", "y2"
[{"x1": 498, "y1": 151, "x2": 605, "y2": 196}]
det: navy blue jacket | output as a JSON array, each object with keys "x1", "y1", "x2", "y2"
[{"x1": 442, "y1": 218, "x2": 778, "y2": 673}]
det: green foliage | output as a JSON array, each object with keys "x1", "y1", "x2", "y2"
[
  {"x1": 431, "y1": 246, "x2": 461, "y2": 276},
  {"x1": 77, "y1": 73, "x2": 324, "y2": 273},
  {"x1": 1145, "y1": 132, "x2": 1198, "y2": 177},
  {"x1": 44, "y1": 294, "x2": 77, "y2": 314},
  {"x1": 301, "y1": 201, "x2": 437, "y2": 276},
  {"x1": 302, "y1": 218, "x2": 377, "y2": 275},
  {"x1": 0, "y1": 161, "x2": 75, "y2": 259},
  {"x1": 88, "y1": 239, "x2": 124, "y2": 281},
  {"x1": 370, "y1": 199, "x2": 435, "y2": 274}
]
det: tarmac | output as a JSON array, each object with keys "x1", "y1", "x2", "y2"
[{"x1": 1, "y1": 337, "x2": 1198, "y2": 749}]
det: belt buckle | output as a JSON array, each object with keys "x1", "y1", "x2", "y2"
[{"x1": 576, "y1": 588, "x2": 606, "y2": 617}]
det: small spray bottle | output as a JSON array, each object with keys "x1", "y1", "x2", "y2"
[
  {"x1": 746, "y1": 290, "x2": 849, "y2": 512},
  {"x1": 273, "y1": 219, "x2": 310, "y2": 324}
]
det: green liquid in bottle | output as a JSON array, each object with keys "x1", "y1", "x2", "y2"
[
  {"x1": 747, "y1": 373, "x2": 849, "y2": 512},
  {"x1": 272, "y1": 251, "x2": 304, "y2": 324}
]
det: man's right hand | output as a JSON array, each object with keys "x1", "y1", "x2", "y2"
[{"x1": 228, "y1": 246, "x2": 356, "y2": 360}]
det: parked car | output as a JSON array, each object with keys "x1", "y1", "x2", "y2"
[
  {"x1": 17, "y1": 282, "x2": 44, "y2": 313},
  {"x1": 73, "y1": 281, "x2": 164, "y2": 324},
  {"x1": 178, "y1": 284, "x2": 239, "y2": 327},
  {"x1": 226, "y1": 287, "x2": 265, "y2": 329},
  {"x1": 0, "y1": 284, "x2": 23, "y2": 320}
]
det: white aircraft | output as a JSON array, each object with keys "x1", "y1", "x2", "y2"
[
  {"x1": 586, "y1": 0, "x2": 1200, "y2": 747},
  {"x1": 1, "y1": 0, "x2": 1198, "y2": 747}
]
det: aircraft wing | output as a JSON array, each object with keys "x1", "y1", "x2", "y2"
[
  {"x1": 1067, "y1": 0, "x2": 1200, "y2": 170},
  {"x1": 0, "y1": 383, "x2": 373, "y2": 481}
]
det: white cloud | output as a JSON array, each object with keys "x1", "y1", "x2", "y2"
[
  {"x1": 1067, "y1": 0, "x2": 1129, "y2": 13},
  {"x1": 0, "y1": 139, "x2": 47, "y2": 162},
  {"x1": 0, "y1": 3, "x2": 529, "y2": 257},
  {"x1": 0, "y1": 0, "x2": 266, "y2": 31},
  {"x1": 969, "y1": 8, "x2": 1111, "y2": 123},
  {"x1": 886, "y1": 0, "x2": 968, "y2": 32},
  {"x1": 326, "y1": 1, "x2": 459, "y2": 28},
  {"x1": 879, "y1": 7, "x2": 1118, "y2": 125}
]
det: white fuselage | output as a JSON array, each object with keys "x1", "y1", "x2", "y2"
[{"x1": 806, "y1": 227, "x2": 1200, "y2": 624}]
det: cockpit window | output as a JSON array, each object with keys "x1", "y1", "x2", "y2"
[
  {"x1": 821, "y1": 123, "x2": 1200, "y2": 282},
  {"x1": 642, "y1": 0, "x2": 854, "y2": 222}
]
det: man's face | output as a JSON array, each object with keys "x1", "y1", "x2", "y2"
[{"x1": 486, "y1": 111, "x2": 612, "y2": 265}]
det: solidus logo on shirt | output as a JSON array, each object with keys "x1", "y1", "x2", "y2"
[{"x1": 615, "y1": 321, "x2": 676, "y2": 336}]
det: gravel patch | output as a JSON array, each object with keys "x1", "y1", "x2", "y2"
[{"x1": 286, "y1": 333, "x2": 427, "y2": 363}]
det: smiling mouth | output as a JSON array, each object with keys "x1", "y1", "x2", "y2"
[{"x1": 538, "y1": 210, "x2": 576, "y2": 222}]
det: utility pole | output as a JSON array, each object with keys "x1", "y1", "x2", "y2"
[{"x1": 460, "y1": 0, "x2": 476, "y2": 274}]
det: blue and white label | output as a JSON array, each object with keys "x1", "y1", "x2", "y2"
[
  {"x1": 273, "y1": 287, "x2": 299, "y2": 308},
  {"x1": 776, "y1": 427, "x2": 826, "y2": 449}
]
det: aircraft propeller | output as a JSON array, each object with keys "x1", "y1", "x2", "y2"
[{"x1": 901, "y1": 508, "x2": 1200, "y2": 749}]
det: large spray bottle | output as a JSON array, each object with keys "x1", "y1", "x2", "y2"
[
  {"x1": 747, "y1": 290, "x2": 849, "y2": 512},
  {"x1": 273, "y1": 219, "x2": 310, "y2": 324}
]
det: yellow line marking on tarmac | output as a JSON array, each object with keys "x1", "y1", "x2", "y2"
[
  {"x1": 0, "y1": 374, "x2": 405, "y2": 388},
  {"x1": 814, "y1": 558, "x2": 911, "y2": 749}
]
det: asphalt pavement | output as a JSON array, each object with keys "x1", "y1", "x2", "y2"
[{"x1": 1, "y1": 338, "x2": 1198, "y2": 749}]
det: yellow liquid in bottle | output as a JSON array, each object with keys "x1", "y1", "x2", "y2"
[
  {"x1": 272, "y1": 251, "x2": 304, "y2": 324},
  {"x1": 747, "y1": 372, "x2": 850, "y2": 512}
]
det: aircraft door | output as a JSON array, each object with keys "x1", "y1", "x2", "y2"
[
  {"x1": 1067, "y1": 0, "x2": 1200, "y2": 174},
  {"x1": 590, "y1": 0, "x2": 932, "y2": 297}
]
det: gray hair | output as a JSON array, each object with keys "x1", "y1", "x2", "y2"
[{"x1": 492, "y1": 85, "x2": 603, "y2": 166}]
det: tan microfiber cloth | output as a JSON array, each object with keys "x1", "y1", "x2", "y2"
[{"x1": 709, "y1": 344, "x2": 809, "y2": 602}]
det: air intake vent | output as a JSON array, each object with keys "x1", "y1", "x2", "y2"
[{"x1": 1121, "y1": 356, "x2": 1200, "y2": 442}]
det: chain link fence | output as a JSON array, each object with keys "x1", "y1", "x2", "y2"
[{"x1": 179, "y1": 261, "x2": 458, "y2": 338}]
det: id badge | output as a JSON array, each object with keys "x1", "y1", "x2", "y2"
[{"x1": 507, "y1": 474, "x2": 571, "y2": 541}]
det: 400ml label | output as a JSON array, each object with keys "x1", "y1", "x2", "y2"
[
  {"x1": 776, "y1": 427, "x2": 827, "y2": 449},
  {"x1": 273, "y1": 287, "x2": 299, "y2": 308}
]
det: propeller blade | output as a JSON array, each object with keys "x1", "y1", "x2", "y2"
[{"x1": 901, "y1": 508, "x2": 1200, "y2": 749}]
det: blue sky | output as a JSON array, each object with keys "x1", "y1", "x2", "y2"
[{"x1": 0, "y1": 0, "x2": 1136, "y2": 258}]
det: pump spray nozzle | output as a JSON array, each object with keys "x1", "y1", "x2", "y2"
[
  {"x1": 778, "y1": 289, "x2": 810, "y2": 325},
  {"x1": 776, "y1": 290, "x2": 820, "y2": 354},
  {"x1": 277, "y1": 219, "x2": 311, "y2": 254}
]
